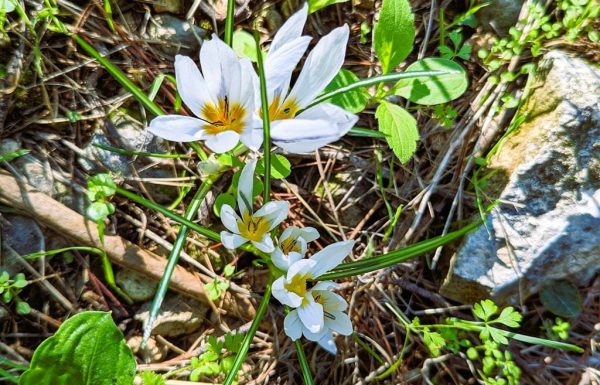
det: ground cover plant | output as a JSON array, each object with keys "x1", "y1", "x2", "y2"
[{"x1": 0, "y1": 0, "x2": 598, "y2": 384}]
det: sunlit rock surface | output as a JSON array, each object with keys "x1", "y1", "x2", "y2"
[{"x1": 441, "y1": 51, "x2": 600, "y2": 305}]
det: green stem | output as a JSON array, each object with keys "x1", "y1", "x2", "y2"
[
  {"x1": 142, "y1": 175, "x2": 217, "y2": 344},
  {"x1": 306, "y1": 70, "x2": 454, "y2": 110},
  {"x1": 318, "y1": 221, "x2": 480, "y2": 280},
  {"x1": 73, "y1": 35, "x2": 165, "y2": 117},
  {"x1": 254, "y1": 30, "x2": 272, "y2": 202},
  {"x1": 224, "y1": 0, "x2": 235, "y2": 46},
  {"x1": 294, "y1": 340, "x2": 315, "y2": 385},
  {"x1": 223, "y1": 281, "x2": 273, "y2": 385}
]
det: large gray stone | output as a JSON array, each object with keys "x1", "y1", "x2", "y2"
[
  {"x1": 476, "y1": 0, "x2": 525, "y2": 36},
  {"x1": 441, "y1": 51, "x2": 600, "y2": 305},
  {"x1": 134, "y1": 294, "x2": 208, "y2": 337},
  {"x1": 147, "y1": 14, "x2": 207, "y2": 55}
]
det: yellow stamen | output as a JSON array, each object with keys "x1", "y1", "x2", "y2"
[
  {"x1": 201, "y1": 98, "x2": 247, "y2": 135},
  {"x1": 281, "y1": 237, "x2": 302, "y2": 255},
  {"x1": 267, "y1": 95, "x2": 300, "y2": 121},
  {"x1": 285, "y1": 273, "x2": 309, "y2": 298},
  {"x1": 237, "y1": 211, "x2": 270, "y2": 242}
]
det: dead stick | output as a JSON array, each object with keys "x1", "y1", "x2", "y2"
[{"x1": 0, "y1": 171, "x2": 255, "y2": 319}]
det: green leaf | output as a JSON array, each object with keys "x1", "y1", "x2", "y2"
[
  {"x1": 308, "y1": 0, "x2": 349, "y2": 13},
  {"x1": 232, "y1": 30, "x2": 263, "y2": 62},
  {"x1": 323, "y1": 69, "x2": 370, "y2": 113},
  {"x1": 87, "y1": 174, "x2": 117, "y2": 202},
  {"x1": 0, "y1": 271, "x2": 10, "y2": 284},
  {"x1": 373, "y1": 0, "x2": 415, "y2": 73},
  {"x1": 256, "y1": 154, "x2": 291, "y2": 179},
  {"x1": 393, "y1": 58, "x2": 468, "y2": 105},
  {"x1": 16, "y1": 301, "x2": 31, "y2": 315},
  {"x1": 86, "y1": 201, "x2": 115, "y2": 222},
  {"x1": 423, "y1": 328, "x2": 446, "y2": 357},
  {"x1": 487, "y1": 326, "x2": 509, "y2": 345},
  {"x1": 204, "y1": 277, "x2": 229, "y2": 301},
  {"x1": 375, "y1": 101, "x2": 419, "y2": 163},
  {"x1": 213, "y1": 193, "x2": 236, "y2": 217},
  {"x1": 139, "y1": 371, "x2": 165, "y2": 385},
  {"x1": 494, "y1": 307, "x2": 522, "y2": 328},
  {"x1": 19, "y1": 311, "x2": 136, "y2": 385},
  {"x1": 473, "y1": 299, "x2": 498, "y2": 322},
  {"x1": 0, "y1": 0, "x2": 15, "y2": 13},
  {"x1": 0, "y1": 149, "x2": 29, "y2": 162},
  {"x1": 540, "y1": 280, "x2": 582, "y2": 318}
]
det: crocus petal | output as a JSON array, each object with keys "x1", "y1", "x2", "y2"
[
  {"x1": 252, "y1": 233, "x2": 275, "y2": 253},
  {"x1": 312, "y1": 281, "x2": 339, "y2": 292},
  {"x1": 296, "y1": 103, "x2": 358, "y2": 138},
  {"x1": 287, "y1": 258, "x2": 316, "y2": 280},
  {"x1": 268, "y1": 2, "x2": 308, "y2": 54},
  {"x1": 220, "y1": 204, "x2": 241, "y2": 234},
  {"x1": 239, "y1": 58, "x2": 258, "y2": 111},
  {"x1": 175, "y1": 55, "x2": 214, "y2": 116},
  {"x1": 283, "y1": 310, "x2": 303, "y2": 341},
  {"x1": 199, "y1": 35, "x2": 238, "y2": 100},
  {"x1": 272, "y1": 249, "x2": 303, "y2": 271},
  {"x1": 271, "y1": 119, "x2": 343, "y2": 154},
  {"x1": 299, "y1": 227, "x2": 320, "y2": 242},
  {"x1": 280, "y1": 226, "x2": 297, "y2": 242},
  {"x1": 316, "y1": 331, "x2": 337, "y2": 354},
  {"x1": 240, "y1": 127, "x2": 264, "y2": 152},
  {"x1": 204, "y1": 131, "x2": 240, "y2": 153},
  {"x1": 220, "y1": 231, "x2": 247, "y2": 249},
  {"x1": 237, "y1": 160, "x2": 256, "y2": 216},
  {"x1": 298, "y1": 297, "x2": 324, "y2": 333},
  {"x1": 308, "y1": 240, "x2": 355, "y2": 278},
  {"x1": 325, "y1": 311, "x2": 353, "y2": 336},
  {"x1": 147, "y1": 115, "x2": 205, "y2": 142},
  {"x1": 265, "y1": 36, "x2": 312, "y2": 101},
  {"x1": 255, "y1": 201, "x2": 290, "y2": 230},
  {"x1": 319, "y1": 290, "x2": 348, "y2": 312},
  {"x1": 287, "y1": 25, "x2": 349, "y2": 109},
  {"x1": 272, "y1": 277, "x2": 303, "y2": 307}
]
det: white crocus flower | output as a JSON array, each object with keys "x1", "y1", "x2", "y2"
[
  {"x1": 272, "y1": 240, "x2": 354, "y2": 332},
  {"x1": 284, "y1": 282, "x2": 353, "y2": 354},
  {"x1": 271, "y1": 226, "x2": 320, "y2": 271},
  {"x1": 219, "y1": 160, "x2": 288, "y2": 253},
  {"x1": 257, "y1": 3, "x2": 359, "y2": 153},
  {"x1": 148, "y1": 35, "x2": 262, "y2": 153}
]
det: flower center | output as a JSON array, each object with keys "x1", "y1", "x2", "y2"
[
  {"x1": 201, "y1": 98, "x2": 247, "y2": 135},
  {"x1": 280, "y1": 237, "x2": 301, "y2": 255},
  {"x1": 237, "y1": 211, "x2": 270, "y2": 242},
  {"x1": 268, "y1": 95, "x2": 300, "y2": 121},
  {"x1": 285, "y1": 273, "x2": 309, "y2": 298}
]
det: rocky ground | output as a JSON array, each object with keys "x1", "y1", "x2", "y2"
[{"x1": 0, "y1": 0, "x2": 599, "y2": 384}]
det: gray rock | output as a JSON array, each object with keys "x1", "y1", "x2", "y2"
[
  {"x1": 126, "y1": 336, "x2": 168, "y2": 363},
  {"x1": 152, "y1": 0, "x2": 183, "y2": 14},
  {"x1": 79, "y1": 113, "x2": 179, "y2": 204},
  {"x1": 1, "y1": 215, "x2": 45, "y2": 275},
  {"x1": 477, "y1": 0, "x2": 524, "y2": 36},
  {"x1": 0, "y1": 139, "x2": 54, "y2": 195},
  {"x1": 116, "y1": 269, "x2": 157, "y2": 302},
  {"x1": 147, "y1": 14, "x2": 206, "y2": 55},
  {"x1": 441, "y1": 51, "x2": 600, "y2": 305},
  {"x1": 134, "y1": 294, "x2": 208, "y2": 337}
]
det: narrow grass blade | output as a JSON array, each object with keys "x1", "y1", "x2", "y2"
[
  {"x1": 319, "y1": 221, "x2": 480, "y2": 280},
  {"x1": 307, "y1": 70, "x2": 453, "y2": 109},
  {"x1": 224, "y1": 0, "x2": 235, "y2": 46},
  {"x1": 504, "y1": 331, "x2": 583, "y2": 353},
  {"x1": 223, "y1": 282, "x2": 272, "y2": 385},
  {"x1": 254, "y1": 30, "x2": 272, "y2": 202},
  {"x1": 73, "y1": 35, "x2": 165, "y2": 117},
  {"x1": 294, "y1": 339, "x2": 315, "y2": 385},
  {"x1": 348, "y1": 127, "x2": 386, "y2": 138},
  {"x1": 142, "y1": 175, "x2": 217, "y2": 344}
]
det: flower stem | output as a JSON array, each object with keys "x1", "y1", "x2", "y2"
[
  {"x1": 294, "y1": 340, "x2": 315, "y2": 385},
  {"x1": 142, "y1": 174, "x2": 218, "y2": 345},
  {"x1": 223, "y1": 281, "x2": 273, "y2": 385},
  {"x1": 224, "y1": 0, "x2": 235, "y2": 46},
  {"x1": 254, "y1": 30, "x2": 272, "y2": 203},
  {"x1": 305, "y1": 69, "x2": 454, "y2": 110}
]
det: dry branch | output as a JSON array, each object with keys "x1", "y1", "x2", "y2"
[{"x1": 0, "y1": 171, "x2": 255, "y2": 319}]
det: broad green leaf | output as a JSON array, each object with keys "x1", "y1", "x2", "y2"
[
  {"x1": 473, "y1": 299, "x2": 498, "y2": 322},
  {"x1": 232, "y1": 30, "x2": 263, "y2": 62},
  {"x1": 214, "y1": 193, "x2": 236, "y2": 217},
  {"x1": 86, "y1": 201, "x2": 115, "y2": 222},
  {"x1": 373, "y1": 0, "x2": 415, "y2": 73},
  {"x1": 375, "y1": 101, "x2": 419, "y2": 163},
  {"x1": 19, "y1": 311, "x2": 136, "y2": 385},
  {"x1": 15, "y1": 301, "x2": 31, "y2": 315},
  {"x1": 494, "y1": 307, "x2": 522, "y2": 328},
  {"x1": 323, "y1": 69, "x2": 370, "y2": 113},
  {"x1": 423, "y1": 328, "x2": 445, "y2": 356},
  {"x1": 540, "y1": 280, "x2": 582, "y2": 318},
  {"x1": 87, "y1": 174, "x2": 117, "y2": 201},
  {"x1": 308, "y1": 0, "x2": 349, "y2": 13},
  {"x1": 393, "y1": 58, "x2": 468, "y2": 105},
  {"x1": 0, "y1": 0, "x2": 15, "y2": 13},
  {"x1": 139, "y1": 371, "x2": 165, "y2": 385},
  {"x1": 256, "y1": 154, "x2": 291, "y2": 179}
]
